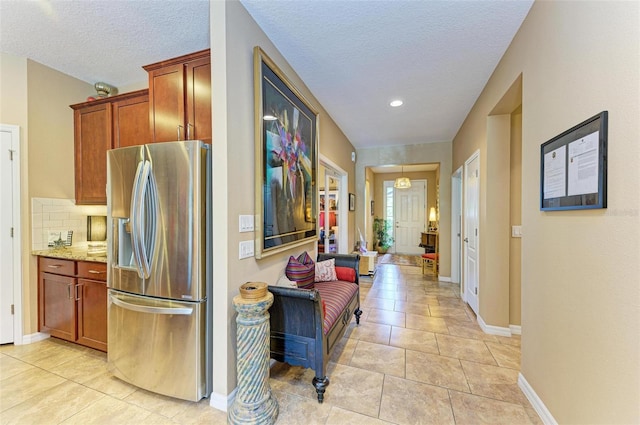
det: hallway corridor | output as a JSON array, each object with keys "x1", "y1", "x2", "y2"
[{"x1": 0, "y1": 261, "x2": 539, "y2": 424}]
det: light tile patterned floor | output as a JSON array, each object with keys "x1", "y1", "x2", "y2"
[{"x1": 0, "y1": 263, "x2": 541, "y2": 424}]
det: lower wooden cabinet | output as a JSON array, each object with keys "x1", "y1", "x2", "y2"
[
  {"x1": 38, "y1": 257, "x2": 107, "y2": 352},
  {"x1": 39, "y1": 271, "x2": 77, "y2": 342}
]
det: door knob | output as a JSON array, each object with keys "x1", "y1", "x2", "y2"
[{"x1": 464, "y1": 238, "x2": 469, "y2": 243}]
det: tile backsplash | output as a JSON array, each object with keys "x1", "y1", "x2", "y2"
[{"x1": 31, "y1": 198, "x2": 107, "y2": 251}]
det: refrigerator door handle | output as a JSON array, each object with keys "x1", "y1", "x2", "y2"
[
  {"x1": 130, "y1": 160, "x2": 159, "y2": 280},
  {"x1": 130, "y1": 160, "x2": 146, "y2": 278},
  {"x1": 142, "y1": 163, "x2": 159, "y2": 277},
  {"x1": 110, "y1": 293, "x2": 193, "y2": 316},
  {"x1": 136, "y1": 160, "x2": 157, "y2": 279}
]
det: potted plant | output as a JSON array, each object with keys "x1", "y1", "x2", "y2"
[{"x1": 373, "y1": 217, "x2": 393, "y2": 253}]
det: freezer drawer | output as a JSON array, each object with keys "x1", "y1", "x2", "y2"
[{"x1": 107, "y1": 291, "x2": 209, "y2": 401}]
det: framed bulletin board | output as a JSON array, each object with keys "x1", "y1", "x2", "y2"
[{"x1": 540, "y1": 111, "x2": 608, "y2": 211}]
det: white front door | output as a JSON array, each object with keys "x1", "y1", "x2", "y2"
[
  {"x1": 0, "y1": 125, "x2": 19, "y2": 344},
  {"x1": 394, "y1": 180, "x2": 426, "y2": 255},
  {"x1": 464, "y1": 152, "x2": 480, "y2": 314}
]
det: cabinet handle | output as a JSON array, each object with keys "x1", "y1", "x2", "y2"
[
  {"x1": 47, "y1": 264, "x2": 62, "y2": 269},
  {"x1": 177, "y1": 125, "x2": 184, "y2": 140},
  {"x1": 88, "y1": 270, "x2": 104, "y2": 274},
  {"x1": 186, "y1": 123, "x2": 193, "y2": 140},
  {"x1": 67, "y1": 284, "x2": 72, "y2": 300},
  {"x1": 75, "y1": 284, "x2": 81, "y2": 301}
]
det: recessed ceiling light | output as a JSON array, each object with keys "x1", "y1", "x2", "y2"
[{"x1": 390, "y1": 100, "x2": 403, "y2": 107}]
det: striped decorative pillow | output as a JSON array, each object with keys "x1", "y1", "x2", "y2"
[{"x1": 285, "y1": 252, "x2": 315, "y2": 289}]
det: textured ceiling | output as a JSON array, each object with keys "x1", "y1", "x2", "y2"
[
  {"x1": 0, "y1": 0, "x2": 210, "y2": 88},
  {"x1": 0, "y1": 0, "x2": 532, "y2": 150},
  {"x1": 240, "y1": 0, "x2": 532, "y2": 149}
]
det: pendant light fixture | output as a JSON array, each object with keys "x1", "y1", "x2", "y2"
[{"x1": 394, "y1": 165, "x2": 411, "y2": 189}]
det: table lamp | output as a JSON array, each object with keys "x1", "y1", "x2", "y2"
[
  {"x1": 87, "y1": 215, "x2": 107, "y2": 256},
  {"x1": 428, "y1": 207, "x2": 437, "y2": 231}
]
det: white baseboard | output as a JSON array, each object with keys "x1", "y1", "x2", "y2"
[
  {"x1": 518, "y1": 373, "x2": 557, "y2": 425},
  {"x1": 510, "y1": 324, "x2": 522, "y2": 335},
  {"x1": 209, "y1": 387, "x2": 236, "y2": 412},
  {"x1": 19, "y1": 332, "x2": 50, "y2": 345},
  {"x1": 437, "y1": 275, "x2": 452, "y2": 282},
  {"x1": 477, "y1": 315, "x2": 512, "y2": 337}
]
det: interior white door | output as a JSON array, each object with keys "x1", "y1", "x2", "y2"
[
  {"x1": 0, "y1": 128, "x2": 15, "y2": 343},
  {"x1": 464, "y1": 153, "x2": 480, "y2": 314},
  {"x1": 394, "y1": 181, "x2": 426, "y2": 255}
]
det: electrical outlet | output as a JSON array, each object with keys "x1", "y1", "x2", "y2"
[
  {"x1": 239, "y1": 215, "x2": 254, "y2": 232},
  {"x1": 239, "y1": 240, "x2": 254, "y2": 259}
]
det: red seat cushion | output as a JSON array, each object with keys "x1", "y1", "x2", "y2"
[
  {"x1": 422, "y1": 253, "x2": 438, "y2": 260},
  {"x1": 314, "y1": 280, "x2": 358, "y2": 335}
]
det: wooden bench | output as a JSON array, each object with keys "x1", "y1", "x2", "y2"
[{"x1": 268, "y1": 253, "x2": 362, "y2": 403}]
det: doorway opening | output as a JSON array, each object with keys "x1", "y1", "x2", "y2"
[
  {"x1": 463, "y1": 150, "x2": 480, "y2": 314},
  {"x1": 367, "y1": 163, "x2": 439, "y2": 256},
  {"x1": 319, "y1": 155, "x2": 348, "y2": 254}
]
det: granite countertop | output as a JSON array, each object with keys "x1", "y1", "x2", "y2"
[{"x1": 32, "y1": 248, "x2": 108, "y2": 263}]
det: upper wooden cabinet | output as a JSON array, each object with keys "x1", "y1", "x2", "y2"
[
  {"x1": 112, "y1": 92, "x2": 150, "y2": 148},
  {"x1": 71, "y1": 89, "x2": 149, "y2": 205},
  {"x1": 72, "y1": 102, "x2": 111, "y2": 205},
  {"x1": 143, "y1": 49, "x2": 211, "y2": 144}
]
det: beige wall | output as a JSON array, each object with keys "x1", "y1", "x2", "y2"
[
  {"x1": 24, "y1": 61, "x2": 92, "y2": 334},
  {"x1": 356, "y1": 142, "x2": 452, "y2": 277},
  {"x1": 27, "y1": 60, "x2": 91, "y2": 200},
  {"x1": 1, "y1": 53, "x2": 30, "y2": 336},
  {"x1": 210, "y1": 0, "x2": 357, "y2": 398},
  {"x1": 363, "y1": 167, "x2": 375, "y2": 249},
  {"x1": 1, "y1": 54, "x2": 92, "y2": 335},
  {"x1": 1, "y1": 53, "x2": 28, "y2": 128},
  {"x1": 452, "y1": 1, "x2": 639, "y2": 422}
]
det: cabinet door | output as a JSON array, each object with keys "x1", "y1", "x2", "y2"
[
  {"x1": 39, "y1": 272, "x2": 76, "y2": 342},
  {"x1": 77, "y1": 279, "x2": 107, "y2": 352},
  {"x1": 74, "y1": 103, "x2": 112, "y2": 205},
  {"x1": 185, "y1": 57, "x2": 211, "y2": 144},
  {"x1": 113, "y1": 93, "x2": 150, "y2": 148},
  {"x1": 148, "y1": 64, "x2": 185, "y2": 143}
]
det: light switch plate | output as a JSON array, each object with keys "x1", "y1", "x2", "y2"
[
  {"x1": 239, "y1": 215, "x2": 254, "y2": 232},
  {"x1": 239, "y1": 240, "x2": 254, "y2": 259},
  {"x1": 511, "y1": 225, "x2": 523, "y2": 238}
]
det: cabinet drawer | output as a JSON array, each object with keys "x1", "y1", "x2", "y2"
[
  {"x1": 78, "y1": 261, "x2": 107, "y2": 281},
  {"x1": 39, "y1": 257, "x2": 75, "y2": 276}
]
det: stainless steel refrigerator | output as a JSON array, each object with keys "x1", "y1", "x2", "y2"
[{"x1": 106, "y1": 140, "x2": 211, "y2": 401}]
